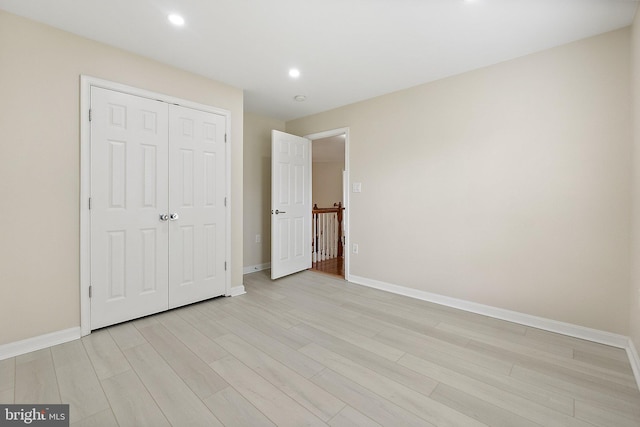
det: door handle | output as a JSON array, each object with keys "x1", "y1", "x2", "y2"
[
  {"x1": 169, "y1": 213, "x2": 179, "y2": 221},
  {"x1": 159, "y1": 214, "x2": 169, "y2": 221},
  {"x1": 275, "y1": 210, "x2": 286, "y2": 214}
]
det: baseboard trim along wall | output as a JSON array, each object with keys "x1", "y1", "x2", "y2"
[
  {"x1": 3, "y1": 273, "x2": 639, "y2": 391},
  {"x1": 349, "y1": 274, "x2": 640, "y2": 389},
  {"x1": 0, "y1": 327, "x2": 81, "y2": 361},
  {"x1": 628, "y1": 338, "x2": 640, "y2": 390},
  {"x1": 0, "y1": 285, "x2": 248, "y2": 360},
  {"x1": 243, "y1": 262, "x2": 271, "y2": 274}
]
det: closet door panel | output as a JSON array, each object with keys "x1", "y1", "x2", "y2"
[
  {"x1": 90, "y1": 87, "x2": 169, "y2": 329},
  {"x1": 168, "y1": 105, "x2": 227, "y2": 308}
]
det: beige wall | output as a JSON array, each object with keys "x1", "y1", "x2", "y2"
[
  {"x1": 631, "y1": 12, "x2": 640, "y2": 353},
  {"x1": 243, "y1": 113, "x2": 285, "y2": 269},
  {"x1": 288, "y1": 28, "x2": 632, "y2": 334},
  {"x1": 312, "y1": 162, "x2": 344, "y2": 208},
  {"x1": 0, "y1": 11, "x2": 243, "y2": 345}
]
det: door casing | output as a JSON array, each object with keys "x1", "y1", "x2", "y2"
[{"x1": 80, "y1": 75, "x2": 232, "y2": 336}]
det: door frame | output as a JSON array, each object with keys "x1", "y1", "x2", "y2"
[
  {"x1": 305, "y1": 127, "x2": 350, "y2": 280},
  {"x1": 79, "y1": 75, "x2": 232, "y2": 336}
]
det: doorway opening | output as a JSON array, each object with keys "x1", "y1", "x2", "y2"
[{"x1": 308, "y1": 130, "x2": 348, "y2": 278}]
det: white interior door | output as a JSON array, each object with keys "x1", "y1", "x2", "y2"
[
  {"x1": 90, "y1": 87, "x2": 169, "y2": 329},
  {"x1": 168, "y1": 105, "x2": 227, "y2": 308},
  {"x1": 271, "y1": 130, "x2": 312, "y2": 279}
]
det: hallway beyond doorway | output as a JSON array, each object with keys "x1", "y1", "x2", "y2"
[{"x1": 311, "y1": 257, "x2": 344, "y2": 278}]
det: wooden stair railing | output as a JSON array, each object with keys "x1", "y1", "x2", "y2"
[{"x1": 312, "y1": 202, "x2": 344, "y2": 263}]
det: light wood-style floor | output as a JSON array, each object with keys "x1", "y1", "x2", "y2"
[{"x1": 1, "y1": 270, "x2": 639, "y2": 426}]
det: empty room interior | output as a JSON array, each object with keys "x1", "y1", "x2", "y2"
[{"x1": 2, "y1": 0, "x2": 640, "y2": 425}]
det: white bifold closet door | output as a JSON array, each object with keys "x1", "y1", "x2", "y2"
[{"x1": 90, "y1": 87, "x2": 226, "y2": 330}]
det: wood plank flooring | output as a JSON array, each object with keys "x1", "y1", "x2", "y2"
[
  {"x1": 1, "y1": 270, "x2": 639, "y2": 426},
  {"x1": 312, "y1": 257, "x2": 344, "y2": 278}
]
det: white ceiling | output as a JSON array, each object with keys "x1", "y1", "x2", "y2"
[{"x1": 0, "y1": 0, "x2": 637, "y2": 121}]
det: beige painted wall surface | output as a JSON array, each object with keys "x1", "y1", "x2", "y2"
[
  {"x1": 243, "y1": 113, "x2": 285, "y2": 269},
  {"x1": 288, "y1": 29, "x2": 632, "y2": 334},
  {"x1": 0, "y1": 11, "x2": 243, "y2": 346},
  {"x1": 312, "y1": 162, "x2": 344, "y2": 208},
  {"x1": 631, "y1": 12, "x2": 640, "y2": 354}
]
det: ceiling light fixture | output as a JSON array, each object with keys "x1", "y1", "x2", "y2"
[
  {"x1": 289, "y1": 68, "x2": 301, "y2": 78},
  {"x1": 168, "y1": 14, "x2": 185, "y2": 26},
  {"x1": 294, "y1": 95, "x2": 306, "y2": 102}
]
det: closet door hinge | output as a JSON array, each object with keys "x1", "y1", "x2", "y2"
[
  {"x1": 88, "y1": 197, "x2": 92, "y2": 210},
  {"x1": 224, "y1": 133, "x2": 227, "y2": 143},
  {"x1": 224, "y1": 197, "x2": 227, "y2": 207},
  {"x1": 89, "y1": 285, "x2": 92, "y2": 298},
  {"x1": 89, "y1": 109, "x2": 92, "y2": 122},
  {"x1": 224, "y1": 262, "x2": 227, "y2": 271}
]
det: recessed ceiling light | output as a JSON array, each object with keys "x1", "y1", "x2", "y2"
[
  {"x1": 168, "y1": 14, "x2": 185, "y2": 26},
  {"x1": 289, "y1": 68, "x2": 301, "y2": 78},
  {"x1": 293, "y1": 95, "x2": 306, "y2": 102}
]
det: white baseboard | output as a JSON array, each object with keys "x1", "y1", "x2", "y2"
[
  {"x1": 243, "y1": 263, "x2": 271, "y2": 275},
  {"x1": 0, "y1": 327, "x2": 81, "y2": 361},
  {"x1": 628, "y1": 338, "x2": 640, "y2": 389},
  {"x1": 228, "y1": 285, "x2": 246, "y2": 297},
  {"x1": 349, "y1": 274, "x2": 640, "y2": 391},
  {"x1": 2, "y1": 278, "x2": 638, "y2": 391},
  {"x1": 348, "y1": 275, "x2": 630, "y2": 349},
  {"x1": 1, "y1": 283, "x2": 247, "y2": 360}
]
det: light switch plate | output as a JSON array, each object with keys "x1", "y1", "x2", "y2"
[{"x1": 353, "y1": 182, "x2": 362, "y2": 193}]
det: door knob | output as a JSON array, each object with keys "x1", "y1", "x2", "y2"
[
  {"x1": 170, "y1": 213, "x2": 179, "y2": 221},
  {"x1": 275, "y1": 210, "x2": 286, "y2": 214},
  {"x1": 159, "y1": 214, "x2": 169, "y2": 221}
]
